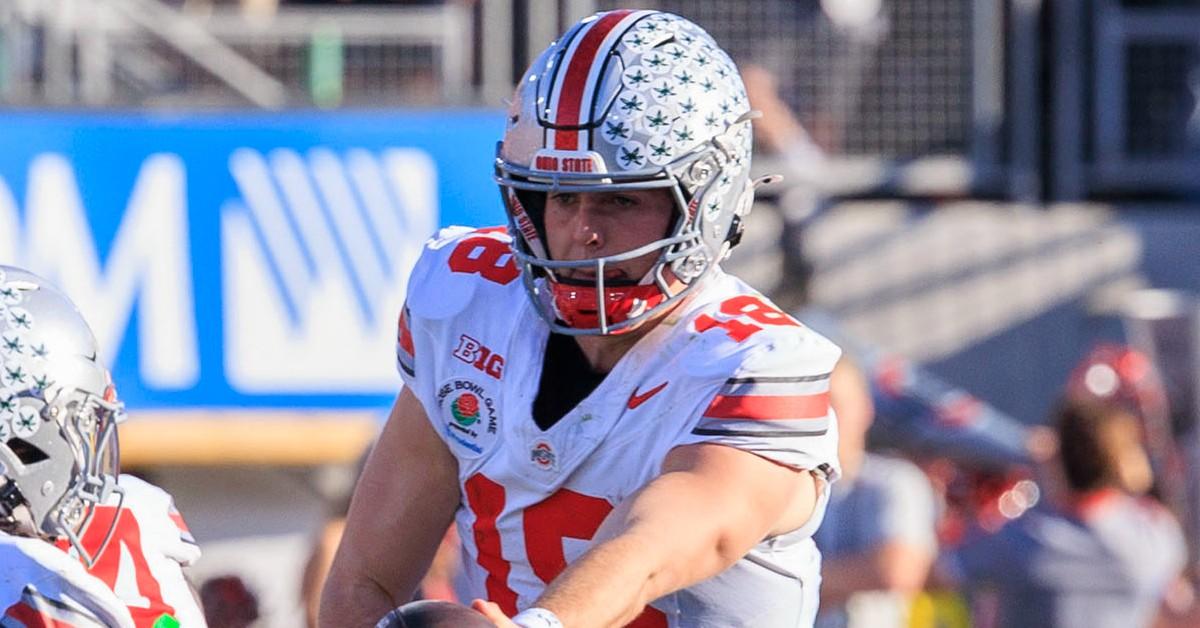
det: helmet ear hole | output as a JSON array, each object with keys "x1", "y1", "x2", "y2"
[
  {"x1": 7, "y1": 438, "x2": 50, "y2": 465},
  {"x1": 725, "y1": 214, "x2": 745, "y2": 249}
]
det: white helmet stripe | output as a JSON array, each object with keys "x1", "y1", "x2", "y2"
[{"x1": 547, "y1": 10, "x2": 650, "y2": 151}]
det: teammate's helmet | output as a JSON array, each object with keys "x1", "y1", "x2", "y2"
[
  {"x1": 0, "y1": 266, "x2": 123, "y2": 566},
  {"x1": 495, "y1": 10, "x2": 757, "y2": 335}
]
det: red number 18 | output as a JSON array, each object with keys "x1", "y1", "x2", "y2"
[
  {"x1": 693, "y1": 295, "x2": 799, "y2": 342},
  {"x1": 464, "y1": 473, "x2": 667, "y2": 627},
  {"x1": 448, "y1": 236, "x2": 520, "y2": 285}
]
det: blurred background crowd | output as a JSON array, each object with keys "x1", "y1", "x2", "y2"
[{"x1": 2, "y1": 0, "x2": 1200, "y2": 627}]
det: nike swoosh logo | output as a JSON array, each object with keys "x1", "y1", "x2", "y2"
[{"x1": 627, "y1": 381, "x2": 669, "y2": 410}]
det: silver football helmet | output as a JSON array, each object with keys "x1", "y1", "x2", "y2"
[
  {"x1": 0, "y1": 266, "x2": 123, "y2": 566},
  {"x1": 495, "y1": 10, "x2": 758, "y2": 335}
]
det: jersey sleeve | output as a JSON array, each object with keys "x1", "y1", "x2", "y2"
[
  {"x1": 109, "y1": 476, "x2": 201, "y2": 567},
  {"x1": 89, "y1": 475, "x2": 205, "y2": 628},
  {"x1": 395, "y1": 226, "x2": 517, "y2": 387},
  {"x1": 677, "y1": 320, "x2": 843, "y2": 476},
  {"x1": 0, "y1": 532, "x2": 135, "y2": 628}
]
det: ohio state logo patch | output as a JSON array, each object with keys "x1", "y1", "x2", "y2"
[
  {"x1": 530, "y1": 440, "x2": 557, "y2": 471},
  {"x1": 437, "y1": 377, "x2": 499, "y2": 458}
]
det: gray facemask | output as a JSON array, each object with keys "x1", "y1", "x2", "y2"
[{"x1": 0, "y1": 265, "x2": 124, "y2": 567}]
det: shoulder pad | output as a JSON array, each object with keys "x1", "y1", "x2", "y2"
[
  {"x1": 113, "y1": 474, "x2": 199, "y2": 562},
  {"x1": 405, "y1": 226, "x2": 519, "y2": 320},
  {"x1": 683, "y1": 310, "x2": 841, "y2": 380},
  {"x1": 0, "y1": 532, "x2": 136, "y2": 628},
  {"x1": 111, "y1": 474, "x2": 171, "y2": 510}
]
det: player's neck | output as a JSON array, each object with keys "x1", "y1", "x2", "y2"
[
  {"x1": 572, "y1": 286, "x2": 693, "y2": 372},
  {"x1": 573, "y1": 320, "x2": 659, "y2": 373}
]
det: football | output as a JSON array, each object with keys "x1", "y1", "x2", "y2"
[{"x1": 376, "y1": 600, "x2": 494, "y2": 628}]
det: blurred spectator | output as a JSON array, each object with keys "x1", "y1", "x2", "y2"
[
  {"x1": 940, "y1": 399, "x2": 1189, "y2": 628},
  {"x1": 200, "y1": 575, "x2": 261, "y2": 628},
  {"x1": 739, "y1": 62, "x2": 825, "y2": 310},
  {"x1": 738, "y1": 61, "x2": 1036, "y2": 473},
  {"x1": 813, "y1": 356, "x2": 939, "y2": 628}
]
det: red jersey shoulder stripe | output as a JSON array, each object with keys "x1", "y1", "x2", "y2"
[
  {"x1": 703, "y1": 392, "x2": 830, "y2": 421},
  {"x1": 397, "y1": 307, "x2": 415, "y2": 357},
  {"x1": 168, "y1": 509, "x2": 196, "y2": 545},
  {"x1": 396, "y1": 306, "x2": 415, "y2": 377}
]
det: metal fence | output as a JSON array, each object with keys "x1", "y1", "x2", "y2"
[
  {"x1": 606, "y1": 1, "x2": 974, "y2": 160},
  {"x1": 0, "y1": 0, "x2": 1025, "y2": 196},
  {"x1": 1084, "y1": 0, "x2": 1200, "y2": 196},
  {"x1": 596, "y1": 0, "x2": 1028, "y2": 198},
  {"x1": 0, "y1": 0, "x2": 472, "y2": 108},
  {"x1": 23, "y1": 1, "x2": 1184, "y2": 200}
]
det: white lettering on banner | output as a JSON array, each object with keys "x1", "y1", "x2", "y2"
[
  {"x1": 0, "y1": 154, "x2": 198, "y2": 389},
  {"x1": 222, "y1": 147, "x2": 438, "y2": 392}
]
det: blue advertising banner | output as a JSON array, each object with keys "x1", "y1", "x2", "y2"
[{"x1": 0, "y1": 110, "x2": 506, "y2": 411}]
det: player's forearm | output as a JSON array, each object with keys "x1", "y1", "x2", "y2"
[
  {"x1": 318, "y1": 389, "x2": 460, "y2": 627},
  {"x1": 527, "y1": 445, "x2": 808, "y2": 627},
  {"x1": 533, "y1": 476, "x2": 749, "y2": 627},
  {"x1": 534, "y1": 532, "x2": 707, "y2": 628},
  {"x1": 319, "y1": 513, "x2": 450, "y2": 627},
  {"x1": 318, "y1": 568, "x2": 406, "y2": 628}
]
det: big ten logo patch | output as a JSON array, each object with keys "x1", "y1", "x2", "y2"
[{"x1": 453, "y1": 334, "x2": 504, "y2": 379}]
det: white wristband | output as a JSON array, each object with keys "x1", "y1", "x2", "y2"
[{"x1": 511, "y1": 607, "x2": 564, "y2": 628}]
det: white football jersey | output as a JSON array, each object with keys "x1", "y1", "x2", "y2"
[
  {"x1": 398, "y1": 227, "x2": 842, "y2": 627},
  {"x1": 60, "y1": 475, "x2": 205, "y2": 628},
  {"x1": 0, "y1": 532, "x2": 135, "y2": 628}
]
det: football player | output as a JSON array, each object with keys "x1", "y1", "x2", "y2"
[
  {"x1": 0, "y1": 266, "x2": 205, "y2": 627},
  {"x1": 321, "y1": 10, "x2": 841, "y2": 628}
]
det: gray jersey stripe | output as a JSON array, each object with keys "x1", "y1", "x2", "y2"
[
  {"x1": 718, "y1": 378, "x2": 830, "y2": 397},
  {"x1": 692, "y1": 427, "x2": 829, "y2": 437},
  {"x1": 726, "y1": 374, "x2": 831, "y2": 384},
  {"x1": 397, "y1": 355, "x2": 415, "y2": 377},
  {"x1": 697, "y1": 415, "x2": 831, "y2": 433}
]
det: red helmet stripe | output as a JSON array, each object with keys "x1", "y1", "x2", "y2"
[{"x1": 552, "y1": 10, "x2": 635, "y2": 150}]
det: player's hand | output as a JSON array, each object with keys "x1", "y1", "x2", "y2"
[{"x1": 470, "y1": 599, "x2": 520, "y2": 627}]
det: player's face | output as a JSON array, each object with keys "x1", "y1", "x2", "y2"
[{"x1": 544, "y1": 189, "x2": 676, "y2": 282}]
